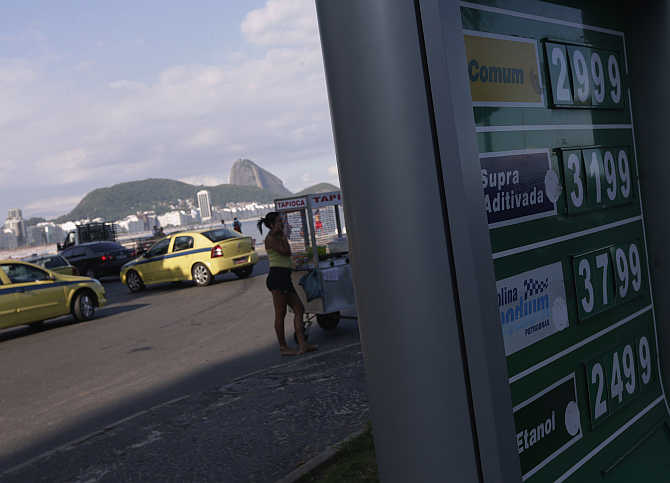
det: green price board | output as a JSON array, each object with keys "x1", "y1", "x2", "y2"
[{"x1": 462, "y1": 1, "x2": 670, "y2": 481}]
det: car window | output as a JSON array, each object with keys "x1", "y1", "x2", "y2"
[
  {"x1": 0, "y1": 264, "x2": 51, "y2": 283},
  {"x1": 173, "y1": 236, "x2": 194, "y2": 252},
  {"x1": 44, "y1": 256, "x2": 67, "y2": 268},
  {"x1": 91, "y1": 243, "x2": 123, "y2": 253},
  {"x1": 201, "y1": 228, "x2": 238, "y2": 242},
  {"x1": 63, "y1": 248, "x2": 86, "y2": 258},
  {"x1": 146, "y1": 238, "x2": 170, "y2": 258}
]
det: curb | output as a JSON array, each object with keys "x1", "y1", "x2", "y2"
[{"x1": 275, "y1": 426, "x2": 369, "y2": 483}]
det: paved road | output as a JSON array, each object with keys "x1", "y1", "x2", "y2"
[{"x1": 0, "y1": 258, "x2": 361, "y2": 473}]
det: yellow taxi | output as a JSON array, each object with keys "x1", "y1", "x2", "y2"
[
  {"x1": 0, "y1": 260, "x2": 107, "y2": 330},
  {"x1": 120, "y1": 227, "x2": 258, "y2": 292}
]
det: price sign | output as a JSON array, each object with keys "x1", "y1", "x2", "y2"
[
  {"x1": 461, "y1": 3, "x2": 670, "y2": 480},
  {"x1": 586, "y1": 335, "x2": 656, "y2": 427},
  {"x1": 573, "y1": 240, "x2": 644, "y2": 322},
  {"x1": 610, "y1": 241, "x2": 644, "y2": 303},
  {"x1": 573, "y1": 247, "x2": 615, "y2": 321},
  {"x1": 544, "y1": 41, "x2": 624, "y2": 109},
  {"x1": 561, "y1": 146, "x2": 634, "y2": 213}
]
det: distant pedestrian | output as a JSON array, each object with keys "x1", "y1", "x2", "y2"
[
  {"x1": 233, "y1": 217, "x2": 242, "y2": 233},
  {"x1": 258, "y1": 212, "x2": 316, "y2": 356}
]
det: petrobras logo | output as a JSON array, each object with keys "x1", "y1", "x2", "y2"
[
  {"x1": 496, "y1": 262, "x2": 568, "y2": 356},
  {"x1": 498, "y1": 276, "x2": 550, "y2": 328}
]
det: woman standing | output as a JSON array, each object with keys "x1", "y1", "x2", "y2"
[{"x1": 258, "y1": 212, "x2": 317, "y2": 355}]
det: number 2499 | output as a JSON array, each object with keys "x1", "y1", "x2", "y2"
[{"x1": 587, "y1": 336, "x2": 653, "y2": 425}]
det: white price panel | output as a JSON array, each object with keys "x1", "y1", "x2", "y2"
[
  {"x1": 586, "y1": 335, "x2": 655, "y2": 427},
  {"x1": 560, "y1": 146, "x2": 634, "y2": 214},
  {"x1": 545, "y1": 41, "x2": 624, "y2": 109}
]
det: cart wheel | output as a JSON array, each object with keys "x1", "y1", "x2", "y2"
[{"x1": 317, "y1": 312, "x2": 340, "y2": 330}]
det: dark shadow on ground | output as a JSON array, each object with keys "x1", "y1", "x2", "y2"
[
  {"x1": 0, "y1": 304, "x2": 149, "y2": 343},
  {"x1": 0, "y1": 316, "x2": 360, "y2": 472}
]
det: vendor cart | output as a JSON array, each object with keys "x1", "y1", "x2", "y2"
[{"x1": 274, "y1": 190, "x2": 357, "y2": 335}]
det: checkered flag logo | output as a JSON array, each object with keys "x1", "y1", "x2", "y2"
[{"x1": 524, "y1": 277, "x2": 549, "y2": 298}]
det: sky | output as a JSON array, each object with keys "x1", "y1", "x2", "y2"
[{"x1": 0, "y1": 0, "x2": 338, "y2": 220}]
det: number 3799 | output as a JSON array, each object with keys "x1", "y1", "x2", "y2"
[{"x1": 572, "y1": 241, "x2": 644, "y2": 321}]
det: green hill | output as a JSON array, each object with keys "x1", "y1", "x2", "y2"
[
  {"x1": 56, "y1": 179, "x2": 278, "y2": 222},
  {"x1": 295, "y1": 183, "x2": 340, "y2": 196}
]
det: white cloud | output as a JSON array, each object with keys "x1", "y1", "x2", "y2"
[
  {"x1": 241, "y1": 0, "x2": 318, "y2": 47},
  {"x1": 108, "y1": 80, "x2": 146, "y2": 90},
  {"x1": 1, "y1": 0, "x2": 336, "y2": 219},
  {"x1": 0, "y1": 61, "x2": 36, "y2": 85},
  {"x1": 179, "y1": 175, "x2": 228, "y2": 186},
  {"x1": 25, "y1": 195, "x2": 84, "y2": 217}
]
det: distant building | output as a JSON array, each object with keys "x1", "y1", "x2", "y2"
[
  {"x1": 197, "y1": 190, "x2": 212, "y2": 221},
  {"x1": 0, "y1": 231, "x2": 18, "y2": 250},
  {"x1": 157, "y1": 210, "x2": 191, "y2": 228},
  {"x1": 5, "y1": 208, "x2": 26, "y2": 245},
  {"x1": 39, "y1": 223, "x2": 65, "y2": 244},
  {"x1": 118, "y1": 215, "x2": 145, "y2": 234},
  {"x1": 27, "y1": 225, "x2": 46, "y2": 246}
]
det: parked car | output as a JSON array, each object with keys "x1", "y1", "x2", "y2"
[
  {"x1": 120, "y1": 228, "x2": 258, "y2": 292},
  {"x1": 60, "y1": 241, "x2": 132, "y2": 279},
  {"x1": 0, "y1": 260, "x2": 106, "y2": 330},
  {"x1": 23, "y1": 254, "x2": 78, "y2": 276}
]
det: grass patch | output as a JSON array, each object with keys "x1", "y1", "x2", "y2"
[{"x1": 298, "y1": 423, "x2": 379, "y2": 482}]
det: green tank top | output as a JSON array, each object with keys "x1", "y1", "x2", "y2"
[{"x1": 267, "y1": 248, "x2": 292, "y2": 269}]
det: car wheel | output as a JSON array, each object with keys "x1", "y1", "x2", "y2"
[
  {"x1": 126, "y1": 270, "x2": 145, "y2": 293},
  {"x1": 233, "y1": 266, "x2": 253, "y2": 279},
  {"x1": 72, "y1": 291, "x2": 96, "y2": 322},
  {"x1": 192, "y1": 263, "x2": 212, "y2": 287},
  {"x1": 317, "y1": 312, "x2": 340, "y2": 330},
  {"x1": 84, "y1": 268, "x2": 96, "y2": 279}
]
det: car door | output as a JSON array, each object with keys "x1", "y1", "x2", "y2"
[
  {"x1": 0, "y1": 263, "x2": 67, "y2": 324},
  {"x1": 0, "y1": 270, "x2": 20, "y2": 329},
  {"x1": 165, "y1": 235, "x2": 196, "y2": 280},
  {"x1": 139, "y1": 238, "x2": 171, "y2": 284},
  {"x1": 61, "y1": 246, "x2": 88, "y2": 274}
]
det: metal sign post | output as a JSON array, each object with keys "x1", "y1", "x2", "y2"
[{"x1": 318, "y1": 0, "x2": 670, "y2": 482}]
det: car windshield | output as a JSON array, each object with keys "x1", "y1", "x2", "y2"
[
  {"x1": 91, "y1": 243, "x2": 123, "y2": 253},
  {"x1": 26, "y1": 256, "x2": 67, "y2": 268},
  {"x1": 201, "y1": 228, "x2": 239, "y2": 242}
]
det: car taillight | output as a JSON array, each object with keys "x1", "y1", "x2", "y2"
[
  {"x1": 101, "y1": 256, "x2": 107, "y2": 261},
  {"x1": 211, "y1": 245, "x2": 223, "y2": 258}
]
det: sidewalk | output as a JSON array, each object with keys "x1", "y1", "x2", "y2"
[{"x1": 1, "y1": 343, "x2": 368, "y2": 483}]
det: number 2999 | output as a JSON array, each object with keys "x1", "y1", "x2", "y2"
[{"x1": 546, "y1": 42, "x2": 623, "y2": 108}]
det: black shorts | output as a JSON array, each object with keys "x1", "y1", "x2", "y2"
[{"x1": 266, "y1": 267, "x2": 296, "y2": 294}]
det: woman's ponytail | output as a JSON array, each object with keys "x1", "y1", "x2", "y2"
[{"x1": 258, "y1": 211, "x2": 280, "y2": 235}]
